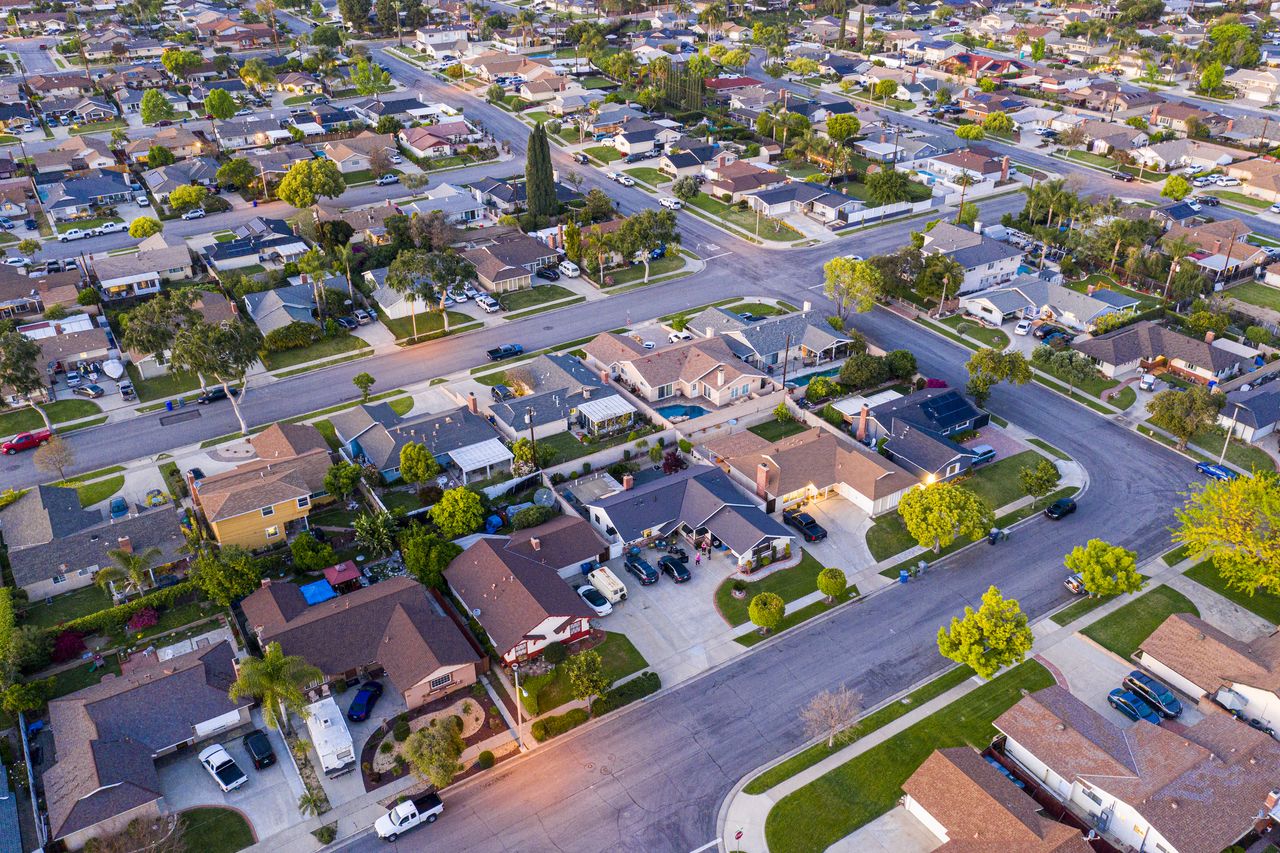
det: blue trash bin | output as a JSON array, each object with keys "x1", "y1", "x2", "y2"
[
  {"x1": 165, "y1": 400, "x2": 174, "y2": 412},
  {"x1": 899, "y1": 568, "x2": 909, "y2": 584}
]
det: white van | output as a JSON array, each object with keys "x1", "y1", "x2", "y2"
[
  {"x1": 558, "y1": 260, "x2": 580, "y2": 278},
  {"x1": 588, "y1": 566, "x2": 628, "y2": 603}
]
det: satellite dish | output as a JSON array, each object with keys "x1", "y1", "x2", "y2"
[
  {"x1": 471, "y1": 608, "x2": 482, "y2": 617},
  {"x1": 102, "y1": 359, "x2": 125, "y2": 380},
  {"x1": 534, "y1": 488, "x2": 555, "y2": 508}
]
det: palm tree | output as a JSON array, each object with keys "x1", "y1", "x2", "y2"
[
  {"x1": 698, "y1": 1, "x2": 726, "y2": 42},
  {"x1": 514, "y1": 8, "x2": 537, "y2": 48},
  {"x1": 298, "y1": 791, "x2": 325, "y2": 816},
  {"x1": 258, "y1": 0, "x2": 282, "y2": 56},
  {"x1": 1159, "y1": 235, "x2": 1196, "y2": 302},
  {"x1": 95, "y1": 546, "x2": 163, "y2": 599},
  {"x1": 953, "y1": 173, "x2": 975, "y2": 217},
  {"x1": 335, "y1": 243, "x2": 357, "y2": 298},
  {"x1": 931, "y1": 256, "x2": 964, "y2": 318},
  {"x1": 229, "y1": 642, "x2": 323, "y2": 734}
]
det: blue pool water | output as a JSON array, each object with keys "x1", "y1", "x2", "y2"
[
  {"x1": 656, "y1": 404, "x2": 709, "y2": 420},
  {"x1": 1018, "y1": 264, "x2": 1036, "y2": 275},
  {"x1": 791, "y1": 366, "x2": 841, "y2": 387}
]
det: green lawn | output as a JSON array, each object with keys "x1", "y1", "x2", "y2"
[
  {"x1": 379, "y1": 309, "x2": 472, "y2": 342},
  {"x1": 1226, "y1": 281, "x2": 1280, "y2": 312},
  {"x1": 499, "y1": 284, "x2": 575, "y2": 311},
  {"x1": 838, "y1": 176, "x2": 933, "y2": 207},
  {"x1": 309, "y1": 503, "x2": 362, "y2": 528},
  {"x1": 606, "y1": 253, "x2": 686, "y2": 285},
  {"x1": 76, "y1": 475, "x2": 123, "y2": 508},
  {"x1": 957, "y1": 451, "x2": 1040, "y2": 511},
  {"x1": 714, "y1": 550, "x2": 830, "y2": 627},
  {"x1": 685, "y1": 192, "x2": 800, "y2": 241},
  {"x1": 1207, "y1": 189, "x2": 1272, "y2": 210},
  {"x1": 19, "y1": 584, "x2": 112, "y2": 630},
  {"x1": 765, "y1": 662, "x2": 1054, "y2": 853},
  {"x1": 69, "y1": 118, "x2": 126, "y2": 136},
  {"x1": 1065, "y1": 149, "x2": 1119, "y2": 170},
  {"x1": 538, "y1": 427, "x2": 655, "y2": 466},
  {"x1": 283, "y1": 93, "x2": 320, "y2": 105},
  {"x1": 1185, "y1": 560, "x2": 1280, "y2": 623},
  {"x1": 1188, "y1": 426, "x2": 1277, "y2": 473},
  {"x1": 49, "y1": 654, "x2": 122, "y2": 699},
  {"x1": 526, "y1": 632, "x2": 648, "y2": 714},
  {"x1": 1064, "y1": 275, "x2": 1160, "y2": 310},
  {"x1": 1027, "y1": 438, "x2": 1070, "y2": 461},
  {"x1": 581, "y1": 76, "x2": 615, "y2": 89},
  {"x1": 178, "y1": 807, "x2": 255, "y2": 853},
  {"x1": 1033, "y1": 356, "x2": 1119, "y2": 399},
  {"x1": 624, "y1": 167, "x2": 668, "y2": 187},
  {"x1": 55, "y1": 215, "x2": 124, "y2": 234},
  {"x1": 1050, "y1": 576, "x2": 1149, "y2": 627},
  {"x1": 736, "y1": 584, "x2": 859, "y2": 647},
  {"x1": 125, "y1": 363, "x2": 203, "y2": 404},
  {"x1": 748, "y1": 419, "x2": 808, "y2": 442},
  {"x1": 0, "y1": 399, "x2": 101, "y2": 434},
  {"x1": 744, "y1": 665, "x2": 975, "y2": 794},
  {"x1": 523, "y1": 110, "x2": 552, "y2": 125},
  {"x1": 1081, "y1": 586, "x2": 1199, "y2": 659},
  {"x1": 940, "y1": 315, "x2": 1010, "y2": 349},
  {"x1": 583, "y1": 145, "x2": 623, "y2": 164},
  {"x1": 865, "y1": 514, "x2": 916, "y2": 562},
  {"x1": 380, "y1": 489, "x2": 422, "y2": 513},
  {"x1": 1162, "y1": 544, "x2": 1191, "y2": 566},
  {"x1": 262, "y1": 334, "x2": 370, "y2": 371},
  {"x1": 1108, "y1": 385, "x2": 1137, "y2": 411}
]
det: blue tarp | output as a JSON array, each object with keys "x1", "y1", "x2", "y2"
[{"x1": 300, "y1": 580, "x2": 338, "y2": 605}]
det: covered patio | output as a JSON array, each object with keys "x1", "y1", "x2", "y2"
[
  {"x1": 447, "y1": 437, "x2": 515, "y2": 485},
  {"x1": 575, "y1": 394, "x2": 637, "y2": 437}
]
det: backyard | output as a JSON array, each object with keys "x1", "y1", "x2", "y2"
[
  {"x1": 1226, "y1": 281, "x2": 1280, "y2": 313},
  {"x1": 1081, "y1": 585, "x2": 1199, "y2": 658},
  {"x1": 18, "y1": 584, "x2": 113, "y2": 630},
  {"x1": 537, "y1": 426, "x2": 656, "y2": 466},
  {"x1": 748, "y1": 418, "x2": 808, "y2": 443}
]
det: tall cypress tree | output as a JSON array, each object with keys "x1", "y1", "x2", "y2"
[
  {"x1": 856, "y1": 9, "x2": 865, "y2": 51},
  {"x1": 526, "y1": 123, "x2": 555, "y2": 218}
]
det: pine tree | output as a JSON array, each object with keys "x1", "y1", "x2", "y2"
[
  {"x1": 837, "y1": 2, "x2": 848, "y2": 49},
  {"x1": 856, "y1": 9, "x2": 865, "y2": 50},
  {"x1": 526, "y1": 123, "x2": 556, "y2": 218}
]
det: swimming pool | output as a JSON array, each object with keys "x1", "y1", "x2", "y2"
[
  {"x1": 791, "y1": 366, "x2": 842, "y2": 387},
  {"x1": 656, "y1": 403, "x2": 709, "y2": 420}
]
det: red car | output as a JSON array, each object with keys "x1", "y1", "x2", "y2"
[{"x1": 3, "y1": 429, "x2": 52, "y2": 455}]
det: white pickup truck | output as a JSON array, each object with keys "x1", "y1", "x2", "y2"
[{"x1": 374, "y1": 791, "x2": 443, "y2": 841}]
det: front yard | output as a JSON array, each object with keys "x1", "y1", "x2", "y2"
[
  {"x1": 1081, "y1": 585, "x2": 1199, "y2": 658},
  {"x1": 500, "y1": 284, "x2": 575, "y2": 311},
  {"x1": 261, "y1": 334, "x2": 371, "y2": 371},
  {"x1": 939, "y1": 315, "x2": 1010, "y2": 349},
  {"x1": 624, "y1": 167, "x2": 669, "y2": 187},
  {"x1": 0, "y1": 399, "x2": 101, "y2": 433},
  {"x1": 685, "y1": 192, "x2": 800, "y2": 241},
  {"x1": 1185, "y1": 560, "x2": 1280, "y2": 623},
  {"x1": 714, "y1": 550, "x2": 834, "y2": 627},
  {"x1": 124, "y1": 363, "x2": 203, "y2": 403},
  {"x1": 518, "y1": 632, "x2": 648, "y2": 715},
  {"x1": 56, "y1": 215, "x2": 123, "y2": 234},
  {"x1": 378, "y1": 308, "x2": 473, "y2": 342},
  {"x1": 178, "y1": 807, "x2": 255, "y2": 853},
  {"x1": 956, "y1": 450, "x2": 1041, "y2": 511},
  {"x1": 606, "y1": 252, "x2": 686, "y2": 285},
  {"x1": 583, "y1": 145, "x2": 623, "y2": 164}
]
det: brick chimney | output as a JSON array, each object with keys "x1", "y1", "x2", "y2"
[
  {"x1": 755, "y1": 462, "x2": 770, "y2": 498},
  {"x1": 802, "y1": 300, "x2": 811, "y2": 312},
  {"x1": 261, "y1": 577, "x2": 272, "y2": 588},
  {"x1": 600, "y1": 369, "x2": 610, "y2": 383},
  {"x1": 622, "y1": 473, "x2": 634, "y2": 490},
  {"x1": 1205, "y1": 330, "x2": 1215, "y2": 343},
  {"x1": 467, "y1": 391, "x2": 478, "y2": 414},
  {"x1": 1213, "y1": 240, "x2": 1222, "y2": 254},
  {"x1": 1000, "y1": 156, "x2": 1009, "y2": 181},
  {"x1": 530, "y1": 537, "x2": 541, "y2": 551},
  {"x1": 116, "y1": 536, "x2": 132, "y2": 553},
  {"x1": 857, "y1": 405, "x2": 870, "y2": 441}
]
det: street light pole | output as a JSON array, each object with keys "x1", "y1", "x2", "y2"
[{"x1": 512, "y1": 663, "x2": 525, "y2": 751}]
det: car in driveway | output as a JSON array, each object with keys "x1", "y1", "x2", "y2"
[
  {"x1": 347, "y1": 680, "x2": 384, "y2": 722},
  {"x1": 1107, "y1": 688, "x2": 1162, "y2": 724},
  {"x1": 1014, "y1": 319, "x2": 1032, "y2": 335},
  {"x1": 535, "y1": 266, "x2": 560, "y2": 281},
  {"x1": 1122, "y1": 671, "x2": 1183, "y2": 718},
  {"x1": 658, "y1": 555, "x2": 691, "y2": 583},
  {"x1": 199, "y1": 744, "x2": 248, "y2": 792},
  {"x1": 72, "y1": 383, "x2": 104, "y2": 399},
  {"x1": 242, "y1": 729, "x2": 277, "y2": 770},
  {"x1": 623, "y1": 556, "x2": 658, "y2": 585},
  {"x1": 196, "y1": 386, "x2": 240, "y2": 404},
  {"x1": 109, "y1": 496, "x2": 129, "y2": 520},
  {"x1": 1195, "y1": 461, "x2": 1238, "y2": 481},
  {"x1": 336, "y1": 315, "x2": 358, "y2": 330},
  {"x1": 782, "y1": 509, "x2": 827, "y2": 542},
  {"x1": 1044, "y1": 497, "x2": 1077, "y2": 520},
  {"x1": 576, "y1": 583, "x2": 613, "y2": 616}
]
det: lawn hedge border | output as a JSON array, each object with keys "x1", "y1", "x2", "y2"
[
  {"x1": 590, "y1": 671, "x2": 660, "y2": 715},
  {"x1": 531, "y1": 707, "x2": 589, "y2": 742}
]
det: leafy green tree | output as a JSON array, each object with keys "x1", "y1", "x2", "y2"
[
  {"x1": 825, "y1": 113, "x2": 861, "y2": 143},
  {"x1": 1200, "y1": 60, "x2": 1225, "y2": 94},
  {"x1": 1146, "y1": 385, "x2": 1223, "y2": 449},
  {"x1": 955, "y1": 124, "x2": 986, "y2": 141},
  {"x1": 510, "y1": 436, "x2": 556, "y2": 472},
  {"x1": 1066, "y1": 539, "x2": 1145, "y2": 597},
  {"x1": 525, "y1": 123, "x2": 557, "y2": 218},
  {"x1": 672, "y1": 175, "x2": 699, "y2": 200},
  {"x1": 217, "y1": 158, "x2": 255, "y2": 190},
  {"x1": 147, "y1": 145, "x2": 175, "y2": 167},
  {"x1": 399, "y1": 441, "x2": 443, "y2": 486},
  {"x1": 966, "y1": 347, "x2": 1032, "y2": 407},
  {"x1": 16, "y1": 238, "x2": 40, "y2": 259},
  {"x1": 229, "y1": 641, "x2": 322, "y2": 733},
  {"x1": 140, "y1": 88, "x2": 175, "y2": 125},
  {"x1": 168, "y1": 320, "x2": 262, "y2": 434},
  {"x1": 310, "y1": 23, "x2": 344, "y2": 47},
  {"x1": 816, "y1": 567, "x2": 846, "y2": 603},
  {"x1": 897, "y1": 482, "x2": 994, "y2": 553},
  {"x1": 563, "y1": 649, "x2": 612, "y2": 714},
  {"x1": 400, "y1": 525, "x2": 461, "y2": 590},
  {"x1": 749, "y1": 591, "x2": 785, "y2": 633},
  {"x1": 1175, "y1": 472, "x2": 1280, "y2": 594},
  {"x1": 239, "y1": 57, "x2": 276, "y2": 90},
  {"x1": 161, "y1": 47, "x2": 202, "y2": 78},
  {"x1": 823, "y1": 256, "x2": 881, "y2": 320},
  {"x1": 353, "y1": 510, "x2": 398, "y2": 554},
  {"x1": 204, "y1": 87, "x2": 237, "y2": 120},
  {"x1": 1018, "y1": 458, "x2": 1061, "y2": 508},
  {"x1": 865, "y1": 169, "x2": 913, "y2": 205},
  {"x1": 167, "y1": 184, "x2": 208, "y2": 213},
  {"x1": 1161, "y1": 173, "x2": 1191, "y2": 201},
  {"x1": 873, "y1": 78, "x2": 898, "y2": 102},
  {"x1": 839, "y1": 353, "x2": 888, "y2": 390},
  {"x1": 1048, "y1": 349, "x2": 1097, "y2": 396},
  {"x1": 618, "y1": 209, "x2": 680, "y2": 282},
  {"x1": 884, "y1": 349, "x2": 917, "y2": 381},
  {"x1": 982, "y1": 111, "x2": 1013, "y2": 135},
  {"x1": 0, "y1": 331, "x2": 52, "y2": 430},
  {"x1": 277, "y1": 158, "x2": 346, "y2": 209},
  {"x1": 404, "y1": 716, "x2": 464, "y2": 787},
  {"x1": 423, "y1": 251, "x2": 476, "y2": 331},
  {"x1": 324, "y1": 461, "x2": 363, "y2": 500},
  {"x1": 1, "y1": 679, "x2": 54, "y2": 714},
  {"x1": 352, "y1": 371, "x2": 375, "y2": 402},
  {"x1": 351, "y1": 56, "x2": 392, "y2": 103},
  {"x1": 936, "y1": 585, "x2": 1034, "y2": 678},
  {"x1": 120, "y1": 291, "x2": 197, "y2": 363},
  {"x1": 385, "y1": 248, "x2": 433, "y2": 340},
  {"x1": 128, "y1": 216, "x2": 162, "y2": 239},
  {"x1": 192, "y1": 546, "x2": 261, "y2": 606},
  {"x1": 290, "y1": 531, "x2": 337, "y2": 571},
  {"x1": 429, "y1": 487, "x2": 485, "y2": 539}
]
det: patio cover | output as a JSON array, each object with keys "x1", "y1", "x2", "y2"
[
  {"x1": 577, "y1": 395, "x2": 637, "y2": 423},
  {"x1": 449, "y1": 437, "x2": 515, "y2": 474},
  {"x1": 323, "y1": 560, "x2": 361, "y2": 587}
]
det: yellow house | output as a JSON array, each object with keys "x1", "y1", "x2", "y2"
[{"x1": 193, "y1": 423, "x2": 333, "y2": 549}]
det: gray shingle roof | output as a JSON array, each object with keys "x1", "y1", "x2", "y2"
[
  {"x1": 726, "y1": 311, "x2": 851, "y2": 359},
  {"x1": 1072, "y1": 320, "x2": 1253, "y2": 373},
  {"x1": 330, "y1": 403, "x2": 506, "y2": 471},
  {"x1": 1224, "y1": 382, "x2": 1280, "y2": 431},
  {"x1": 0, "y1": 484, "x2": 99, "y2": 551}
]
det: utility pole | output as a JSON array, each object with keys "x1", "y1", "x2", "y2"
[
  {"x1": 1218, "y1": 403, "x2": 1239, "y2": 466},
  {"x1": 779, "y1": 332, "x2": 792, "y2": 388},
  {"x1": 512, "y1": 663, "x2": 525, "y2": 750},
  {"x1": 526, "y1": 405, "x2": 538, "y2": 468}
]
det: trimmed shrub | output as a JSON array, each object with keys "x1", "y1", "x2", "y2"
[
  {"x1": 263, "y1": 321, "x2": 323, "y2": 353},
  {"x1": 511, "y1": 505, "x2": 557, "y2": 530},
  {"x1": 125, "y1": 607, "x2": 159, "y2": 633},
  {"x1": 590, "y1": 671, "x2": 661, "y2": 716},
  {"x1": 530, "y1": 707, "x2": 589, "y2": 742},
  {"x1": 51, "y1": 630, "x2": 86, "y2": 664},
  {"x1": 477, "y1": 750, "x2": 495, "y2": 769},
  {"x1": 58, "y1": 580, "x2": 200, "y2": 636},
  {"x1": 0, "y1": 589, "x2": 13, "y2": 666},
  {"x1": 393, "y1": 717, "x2": 411, "y2": 742},
  {"x1": 379, "y1": 740, "x2": 394, "y2": 754},
  {"x1": 543, "y1": 641, "x2": 567, "y2": 665}
]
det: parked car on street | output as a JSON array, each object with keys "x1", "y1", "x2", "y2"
[
  {"x1": 1043, "y1": 497, "x2": 1077, "y2": 520},
  {"x1": 1195, "y1": 461, "x2": 1238, "y2": 481},
  {"x1": 181, "y1": 207, "x2": 206, "y2": 220},
  {"x1": 576, "y1": 583, "x2": 613, "y2": 616},
  {"x1": 242, "y1": 729, "x2": 277, "y2": 769},
  {"x1": 659, "y1": 197, "x2": 683, "y2": 210},
  {"x1": 375, "y1": 174, "x2": 399, "y2": 186},
  {"x1": 58, "y1": 228, "x2": 88, "y2": 242},
  {"x1": 374, "y1": 791, "x2": 443, "y2": 842},
  {"x1": 782, "y1": 509, "x2": 828, "y2": 542},
  {"x1": 3, "y1": 429, "x2": 52, "y2": 454},
  {"x1": 1107, "y1": 688, "x2": 1162, "y2": 724},
  {"x1": 1063, "y1": 572, "x2": 1085, "y2": 594},
  {"x1": 1122, "y1": 671, "x2": 1183, "y2": 718},
  {"x1": 198, "y1": 744, "x2": 248, "y2": 792},
  {"x1": 623, "y1": 556, "x2": 658, "y2": 585},
  {"x1": 196, "y1": 386, "x2": 240, "y2": 404}
]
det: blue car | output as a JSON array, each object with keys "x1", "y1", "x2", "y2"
[
  {"x1": 1123, "y1": 671, "x2": 1183, "y2": 718},
  {"x1": 109, "y1": 496, "x2": 128, "y2": 519},
  {"x1": 1196, "y1": 461, "x2": 1238, "y2": 482},
  {"x1": 347, "y1": 680, "x2": 384, "y2": 722},
  {"x1": 1108, "y1": 688, "x2": 1162, "y2": 724}
]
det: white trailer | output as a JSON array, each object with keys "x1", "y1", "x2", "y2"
[{"x1": 305, "y1": 696, "x2": 356, "y2": 777}]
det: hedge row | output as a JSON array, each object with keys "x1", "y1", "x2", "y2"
[
  {"x1": 530, "y1": 708, "x2": 589, "y2": 743},
  {"x1": 590, "y1": 671, "x2": 661, "y2": 716},
  {"x1": 0, "y1": 588, "x2": 14, "y2": 664},
  {"x1": 55, "y1": 580, "x2": 200, "y2": 636}
]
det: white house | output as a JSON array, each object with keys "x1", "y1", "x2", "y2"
[{"x1": 919, "y1": 222, "x2": 1024, "y2": 294}]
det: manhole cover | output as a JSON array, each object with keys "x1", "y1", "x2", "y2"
[{"x1": 158, "y1": 410, "x2": 201, "y2": 427}]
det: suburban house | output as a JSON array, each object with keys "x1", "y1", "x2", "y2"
[
  {"x1": 315, "y1": 201, "x2": 403, "y2": 246},
  {"x1": 592, "y1": 334, "x2": 774, "y2": 409},
  {"x1": 1072, "y1": 320, "x2": 1258, "y2": 383},
  {"x1": 994, "y1": 684, "x2": 1280, "y2": 853},
  {"x1": 461, "y1": 229, "x2": 560, "y2": 293},
  {"x1": 242, "y1": 576, "x2": 482, "y2": 706},
  {"x1": 399, "y1": 183, "x2": 486, "y2": 225},
  {"x1": 44, "y1": 172, "x2": 133, "y2": 222},
  {"x1": 276, "y1": 71, "x2": 323, "y2": 94},
  {"x1": 399, "y1": 126, "x2": 456, "y2": 159},
  {"x1": 191, "y1": 423, "x2": 332, "y2": 549},
  {"x1": 745, "y1": 181, "x2": 862, "y2": 225},
  {"x1": 864, "y1": 388, "x2": 990, "y2": 482},
  {"x1": 583, "y1": 465, "x2": 792, "y2": 572},
  {"x1": 17, "y1": 314, "x2": 112, "y2": 385},
  {"x1": 901, "y1": 748, "x2": 1092, "y2": 852},
  {"x1": 0, "y1": 266, "x2": 80, "y2": 319},
  {"x1": 44, "y1": 642, "x2": 251, "y2": 851},
  {"x1": 683, "y1": 307, "x2": 856, "y2": 375},
  {"x1": 32, "y1": 136, "x2": 115, "y2": 175},
  {"x1": 205, "y1": 225, "x2": 310, "y2": 273},
  {"x1": 488, "y1": 353, "x2": 636, "y2": 440},
  {"x1": 705, "y1": 161, "x2": 789, "y2": 202},
  {"x1": 214, "y1": 117, "x2": 294, "y2": 150},
  {"x1": 1226, "y1": 157, "x2": 1280, "y2": 202},
  {"x1": 0, "y1": 484, "x2": 188, "y2": 602},
  {"x1": 447, "y1": 516, "x2": 607, "y2": 664},
  {"x1": 328, "y1": 401, "x2": 513, "y2": 484},
  {"x1": 919, "y1": 222, "x2": 1024, "y2": 294},
  {"x1": 924, "y1": 149, "x2": 1008, "y2": 182},
  {"x1": 1130, "y1": 138, "x2": 1244, "y2": 172},
  {"x1": 609, "y1": 117, "x2": 681, "y2": 156},
  {"x1": 1225, "y1": 67, "x2": 1280, "y2": 103},
  {"x1": 124, "y1": 126, "x2": 209, "y2": 163},
  {"x1": 90, "y1": 237, "x2": 194, "y2": 301},
  {"x1": 700, "y1": 425, "x2": 917, "y2": 516},
  {"x1": 143, "y1": 158, "x2": 220, "y2": 201},
  {"x1": 959, "y1": 276, "x2": 1141, "y2": 331},
  {"x1": 1220, "y1": 382, "x2": 1280, "y2": 443},
  {"x1": 321, "y1": 131, "x2": 398, "y2": 174},
  {"x1": 242, "y1": 283, "x2": 318, "y2": 335}
]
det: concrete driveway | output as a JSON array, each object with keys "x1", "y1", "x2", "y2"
[
  {"x1": 311, "y1": 686, "x2": 407, "y2": 809},
  {"x1": 156, "y1": 719, "x2": 304, "y2": 840},
  {"x1": 797, "y1": 497, "x2": 880, "y2": 588},
  {"x1": 827, "y1": 805, "x2": 941, "y2": 853}
]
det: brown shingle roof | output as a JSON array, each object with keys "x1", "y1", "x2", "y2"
[
  {"x1": 1071, "y1": 320, "x2": 1254, "y2": 374},
  {"x1": 1139, "y1": 612, "x2": 1276, "y2": 693},
  {"x1": 620, "y1": 336, "x2": 765, "y2": 389},
  {"x1": 250, "y1": 422, "x2": 329, "y2": 461},
  {"x1": 194, "y1": 448, "x2": 330, "y2": 522}
]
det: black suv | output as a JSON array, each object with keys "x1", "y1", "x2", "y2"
[
  {"x1": 624, "y1": 556, "x2": 658, "y2": 585},
  {"x1": 242, "y1": 729, "x2": 276, "y2": 770},
  {"x1": 658, "y1": 555, "x2": 690, "y2": 583},
  {"x1": 1044, "y1": 497, "x2": 1077, "y2": 520},
  {"x1": 782, "y1": 510, "x2": 827, "y2": 542}
]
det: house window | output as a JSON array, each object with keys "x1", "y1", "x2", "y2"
[
  {"x1": 265, "y1": 525, "x2": 280, "y2": 538},
  {"x1": 261, "y1": 505, "x2": 275, "y2": 517},
  {"x1": 429, "y1": 673, "x2": 453, "y2": 690},
  {"x1": 297, "y1": 496, "x2": 310, "y2": 509},
  {"x1": 657, "y1": 384, "x2": 673, "y2": 399},
  {"x1": 730, "y1": 386, "x2": 738, "y2": 399},
  {"x1": 740, "y1": 383, "x2": 749, "y2": 396},
  {"x1": 51, "y1": 574, "x2": 67, "y2": 585},
  {"x1": 945, "y1": 463, "x2": 960, "y2": 477},
  {"x1": 1081, "y1": 787, "x2": 1103, "y2": 807}
]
